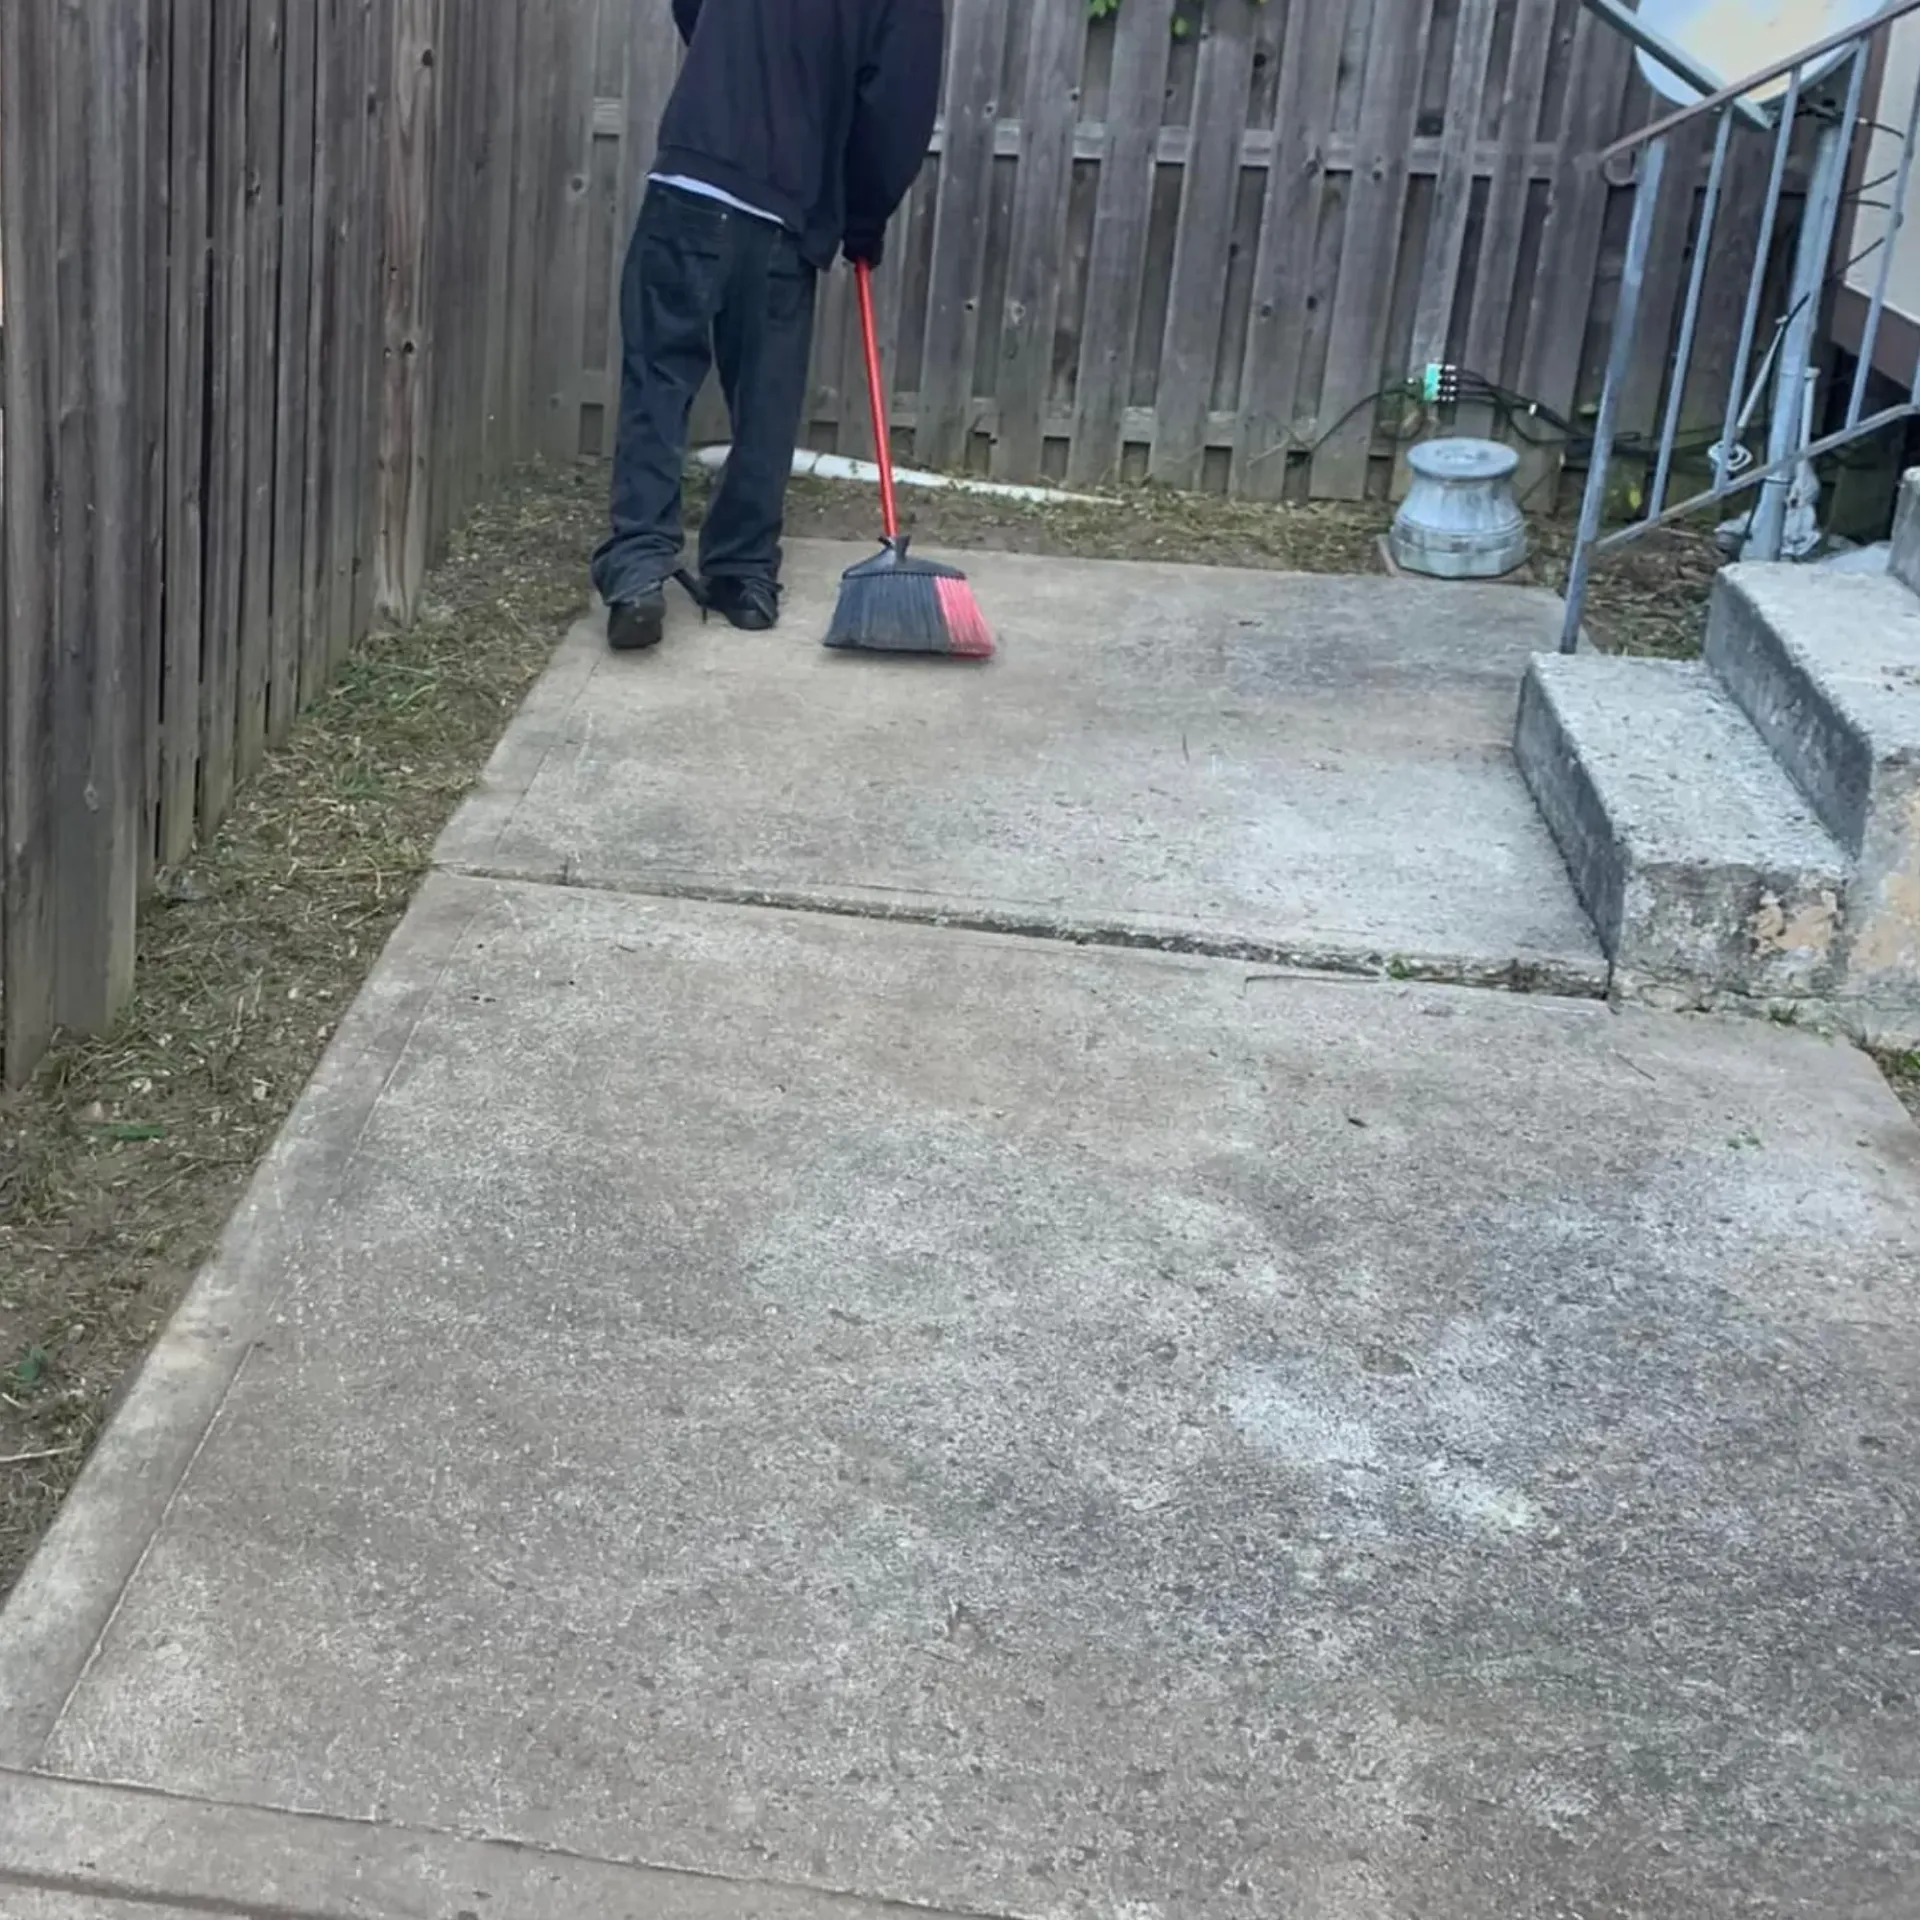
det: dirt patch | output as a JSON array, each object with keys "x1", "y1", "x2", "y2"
[
  {"x1": 779, "y1": 470, "x2": 1726, "y2": 659},
  {"x1": 1880, "y1": 1051, "x2": 1920, "y2": 1123},
  {"x1": 0, "y1": 470, "x2": 604, "y2": 1597},
  {"x1": 0, "y1": 457, "x2": 1881, "y2": 1599}
]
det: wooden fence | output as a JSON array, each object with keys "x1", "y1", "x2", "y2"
[
  {"x1": 558, "y1": 0, "x2": 1806, "y2": 501},
  {"x1": 0, "y1": 0, "x2": 571, "y2": 1084}
]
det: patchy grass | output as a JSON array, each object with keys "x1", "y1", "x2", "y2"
[
  {"x1": 777, "y1": 467, "x2": 1727, "y2": 658},
  {"x1": 1529, "y1": 520, "x2": 1726, "y2": 659},
  {"x1": 1880, "y1": 1052, "x2": 1920, "y2": 1123},
  {"x1": 0, "y1": 469, "x2": 602, "y2": 1596},
  {"x1": 0, "y1": 455, "x2": 1884, "y2": 1598}
]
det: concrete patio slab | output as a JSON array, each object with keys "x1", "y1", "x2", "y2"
[
  {"x1": 4, "y1": 872, "x2": 1916, "y2": 1920},
  {"x1": 435, "y1": 543, "x2": 1605, "y2": 993},
  {"x1": 0, "y1": 1769, "x2": 969, "y2": 1919}
]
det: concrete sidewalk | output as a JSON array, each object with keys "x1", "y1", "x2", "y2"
[
  {"x1": 3, "y1": 549, "x2": 1918, "y2": 1919},
  {"x1": 437, "y1": 543, "x2": 1604, "y2": 993}
]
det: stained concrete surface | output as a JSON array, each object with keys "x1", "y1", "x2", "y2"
[
  {"x1": 7, "y1": 872, "x2": 1919, "y2": 1919},
  {"x1": 0, "y1": 1767, "x2": 971, "y2": 1919},
  {"x1": 436, "y1": 543, "x2": 1604, "y2": 991},
  {"x1": 3, "y1": 1901, "x2": 206, "y2": 1918}
]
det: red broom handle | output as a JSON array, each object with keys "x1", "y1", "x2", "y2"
[{"x1": 854, "y1": 261, "x2": 899, "y2": 541}]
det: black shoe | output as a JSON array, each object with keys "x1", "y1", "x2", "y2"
[
  {"x1": 702, "y1": 575, "x2": 780, "y2": 632},
  {"x1": 607, "y1": 586, "x2": 666, "y2": 652}
]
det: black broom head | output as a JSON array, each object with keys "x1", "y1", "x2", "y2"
[{"x1": 824, "y1": 537, "x2": 995, "y2": 658}]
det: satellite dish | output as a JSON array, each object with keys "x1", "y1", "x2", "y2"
[{"x1": 1631, "y1": 0, "x2": 1879, "y2": 107}]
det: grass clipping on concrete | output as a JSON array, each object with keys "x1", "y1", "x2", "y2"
[{"x1": 0, "y1": 458, "x2": 1911, "y2": 1599}]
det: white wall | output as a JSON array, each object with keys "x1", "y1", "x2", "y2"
[{"x1": 1845, "y1": 16, "x2": 1920, "y2": 345}]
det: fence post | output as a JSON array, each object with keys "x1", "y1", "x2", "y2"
[
  {"x1": 1, "y1": 0, "x2": 150, "y2": 1080},
  {"x1": 378, "y1": 0, "x2": 442, "y2": 625},
  {"x1": 1, "y1": 0, "x2": 62, "y2": 1082},
  {"x1": 62, "y1": 0, "x2": 148, "y2": 1034}
]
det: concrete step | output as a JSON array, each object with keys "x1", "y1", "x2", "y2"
[
  {"x1": 1890, "y1": 467, "x2": 1920, "y2": 597},
  {"x1": 1515, "y1": 653, "x2": 1850, "y2": 1001},
  {"x1": 1705, "y1": 563, "x2": 1920, "y2": 995}
]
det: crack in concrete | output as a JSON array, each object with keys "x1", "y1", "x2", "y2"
[{"x1": 437, "y1": 857, "x2": 1613, "y2": 1003}]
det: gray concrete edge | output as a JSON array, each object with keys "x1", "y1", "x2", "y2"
[
  {"x1": 1614, "y1": 970, "x2": 1920, "y2": 1051},
  {"x1": 0, "y1": 878, "x2": 498, "y2": 1771},
  {"x1": 0, "y1": 1770, "x2": 996, "y2": 1920},
  {"x1": 437, "y1": 860, "x2": 1614, "y2": 1002},
  {"x1": 430, "y1": 613, "x2": 602, "y2": 875}
]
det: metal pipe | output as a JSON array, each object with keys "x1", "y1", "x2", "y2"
[
  {"x1": 1580, "y1": 0, "x2": 1775, "y2": 138},
  {"x1": 1593, "y1": 399, "x2": 1920, "y2": 550},
  {"x1": 1718, "y1": 67, "x2": 1801, "y2": 498},
  {"x1": 1651, "y1": 108, "x2": 1734, "y2": 519},
  {"x1": 1748, "y1": 45, "x2": 1867, "y2": 559},
  {"x1": 1561, "y1": 136, "x2": 1669, "y2": 654},
  {"x1": 1599, "y1": 0, "x2": 1920, "y2": 162}
]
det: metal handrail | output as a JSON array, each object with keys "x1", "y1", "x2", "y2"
[
  {"x1": 1581, "y1": 0, "x2": 1774, "y2": 133},
  {"x1": 1600, "y1": 0, "x2": 1920, "y2": 163},
  {"x1": 1559, "y1": 1, "x2": 1920, "y2": 650}
]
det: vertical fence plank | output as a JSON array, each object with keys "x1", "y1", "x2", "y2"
[
  {"x1": 916, "y1": 0, "x2": 1013, "y2": 469},
  {"x1": 200, "y1": 0, "x2": 249, "y2": 830},
  {"x1": 1411, "y1": 0, "x2": 1499, "y2": 367},
  {"x1": 237, "y1": 0, "x2": 285, "y2": 784},
  {"x1": 379, "y1": 0, "x2": 441, "y2": 622},
  {"x1": 51, "y1": 0, "x2": 149, "y2": 1029},
  {"x1": 480, "y1": 2, "x2": 523, "y2": 478},
  {"x1": 1518, "y1": 14, "x2": 1638, "y2": 421},
  {"x1": 78, "y1": 0, "x2": 144, "y2": 1024},
  {"x1": 139, "y1": 0, "x2": 173, "y2": 890},
  {"x1": 322, "y1": 0, "x2": 367, "y2": 664},
  {"x1": 533, "y1": 0, "x2": 598, "y2": 457},
  {"x1": 1234, "y1": 0, "x2": 1356, "y2": 498},
  {"x1": 1612, "y1": 117, "x2": 1715, "y2": 442},
  {"x1": 300, "y1": 0, "x2": 341, "y2": 701},
  {"x1": 349, "y1": 0, "x2": 392, "y2": 649},
  {"x1": 271, "y1": 0, "x2": 319, "y2": 740},
  {"x1": 434, "y1": 0, "x2": 475, "y2": 530},
  {"x1": 990, "y1": 3, "x2": 1089, "y2": 482},
  {"x1": 1312, "y1": 0, "x2": 1439, "y2": 498},
  {"x1": 1, "y1": 0, "x2": 63, "y2": 1080},
  {"x1": 160, "y1": 0, "x2": 212, "y2": 866},
  {"x1": 1151, "y1": 6, "x2": 1259, "y2": 487},
  {"x1": 1067, "y1": 0, "x2": 1177, "y2": 487},
  {"x1": 51, "y1": 0, "x2": 102, "y2": 1013},
  {"x1": 503, "y1": 0, "x2": 550, "y2": 468},
  {"x1": 1463, "y1": 0, "x2": 1557, "y2": 385}
]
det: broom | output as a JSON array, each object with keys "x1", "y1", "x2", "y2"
[{"x1": 824, "y1": 261, "x2": 995, "y2": 659}]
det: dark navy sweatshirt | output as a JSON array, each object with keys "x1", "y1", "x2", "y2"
[{"x1": 659, "y1": 0, "x2": 945, "y2": 269}]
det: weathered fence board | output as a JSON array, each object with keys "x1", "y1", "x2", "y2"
[
  {"x1": 1, "y1": 0, "x2": 573, "y2": 1082},
  {"x1": 2, "y1": 3, "x2": 60, "y2": 1078},
  {"x1": 991, "y1": 3, "x2": 1088, "y2": 484},
  {"x1": 547, "y1": 0, "x2": 1794, "y2": 503},
  {"x1": 1068, "y1": 0, "x2": 1177, "y2": 488},
  {"x1": 55, "y1": 0, "x2": 145, "y2": 1034}
]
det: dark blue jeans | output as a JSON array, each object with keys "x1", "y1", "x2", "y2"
[{"x1": 591, "y1": 183, "x2": 819, "y2": 606}]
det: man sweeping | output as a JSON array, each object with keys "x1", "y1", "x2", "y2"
[{"x1": 592, "y1": 0, "x2": 946, "y2": 652}]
